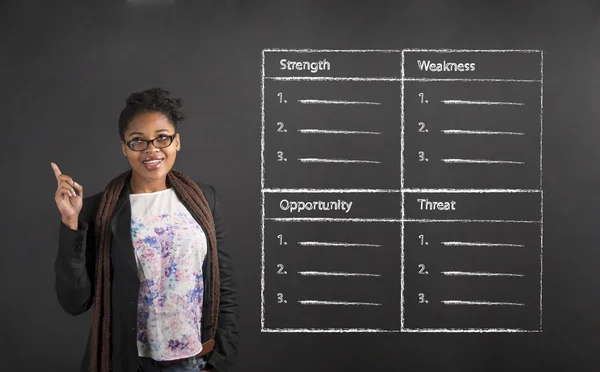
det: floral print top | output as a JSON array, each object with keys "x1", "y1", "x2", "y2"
[{"x1": 129, "y1": 187, "x2": 207, "y2": 361}]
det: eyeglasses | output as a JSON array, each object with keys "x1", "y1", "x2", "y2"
[{"x1": 124, "y1": 133, "x2": 177, "y2": 151}]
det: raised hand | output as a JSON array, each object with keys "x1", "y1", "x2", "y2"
[{"x1": 51, "y1": 162, "x2": 83, "y2": 227}]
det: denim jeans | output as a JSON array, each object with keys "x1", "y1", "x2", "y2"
[{"x1": 138, "y1": 355, "x2": 208, "y2": 372}]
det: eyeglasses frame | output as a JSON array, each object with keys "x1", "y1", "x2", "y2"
[{"x1": 124, "y1": 133, "x2": 177, "y2": 151}]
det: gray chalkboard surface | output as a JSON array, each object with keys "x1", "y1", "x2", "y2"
[{"x1": 2, "y1": 1, "x2": 600, "y2": 371}]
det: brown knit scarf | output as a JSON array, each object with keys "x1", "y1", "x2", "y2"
[{"x1": 89, "y1": 169, "x2": 220, "y2": 372}]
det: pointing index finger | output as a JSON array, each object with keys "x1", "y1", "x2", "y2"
[{"x1": 51, "y1": 162, "x2": 62, "y2": 179}]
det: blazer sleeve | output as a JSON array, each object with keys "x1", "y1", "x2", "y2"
[
  {"x1": 54, "y1": 197, "x2": 97, "y2": 316},
  {"x1": 206, "y1": 185, "x2": 240, "y2": 372}
]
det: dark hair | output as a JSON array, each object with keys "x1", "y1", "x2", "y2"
[{"x1": 118, "y1": 87, "x2": 185, "y2": 141}]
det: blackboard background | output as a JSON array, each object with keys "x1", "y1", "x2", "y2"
[{"x1": 2, "y1": 0, "x2": 600, "y2": 371}]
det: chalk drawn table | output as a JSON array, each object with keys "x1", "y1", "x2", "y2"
[{"x1": 261, "y1": 49, "x2": 543, "y2": 333}]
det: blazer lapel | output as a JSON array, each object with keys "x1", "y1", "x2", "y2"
[{"x1": 110, "y1": 179, "x2": 138, "y2": 275}]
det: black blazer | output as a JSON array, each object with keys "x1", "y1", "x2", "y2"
[{"x1": 54, "y1": 179, "x2": 239, "y2": 372}]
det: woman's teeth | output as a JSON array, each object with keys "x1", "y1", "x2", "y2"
[{"x1": 143, "y1": 159, "x2": 163, "y2": 169}]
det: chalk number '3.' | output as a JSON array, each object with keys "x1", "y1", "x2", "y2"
[{"x1": 277, "y1": 293, "x2": 287, "y2": 303}]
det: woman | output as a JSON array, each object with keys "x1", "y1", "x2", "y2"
[{"x1": 52, "y1": 87, "x2": 238, "y2": 372}]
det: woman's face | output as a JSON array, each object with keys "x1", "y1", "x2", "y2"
[{"x1": 121, "y1": 112, "x2": 180, "y2": 184}]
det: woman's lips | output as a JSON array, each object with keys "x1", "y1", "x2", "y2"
[{"x1": 142, "y1": 158, "x2": 163, "y2": 170}]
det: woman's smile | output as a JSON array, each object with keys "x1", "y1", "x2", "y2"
[{"x1": 142, "y1": 157, "x2": 165, "y2": 170}]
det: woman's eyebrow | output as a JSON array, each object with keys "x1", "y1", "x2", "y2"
[{"x1": 128, "y1": 129, "x2": 171, "y2": 137}]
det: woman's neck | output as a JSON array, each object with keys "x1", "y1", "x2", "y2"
[{"x1": 129, "y1": 176, "x2": 168, "y2": 194}]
